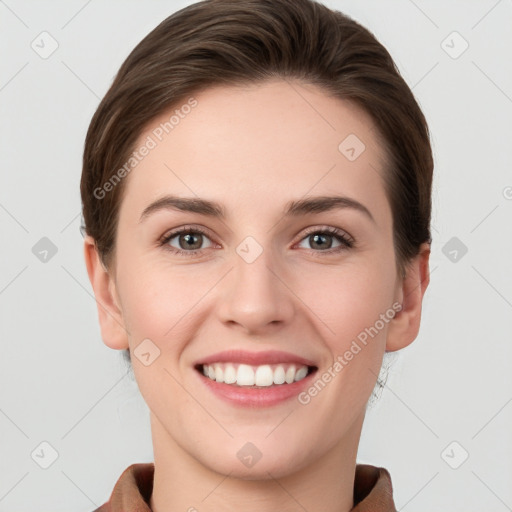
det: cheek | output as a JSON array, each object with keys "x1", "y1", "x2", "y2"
[
  {"x1": 117, "y1": 260, "x2": 215, "y2": 348},
  {"x1": 291, "y1": 256, "x2": 396, "y2": 345},
  {"x1": 116, "y1": 263, "x2": 203, "y2": 409}
]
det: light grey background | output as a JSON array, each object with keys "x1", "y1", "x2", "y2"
[{"x1": 1, "y1": 0, "x2": 511, "y2": 510}]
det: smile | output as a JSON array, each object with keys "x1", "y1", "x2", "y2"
[{"x1": 197, "y1": 362, "x2": 315, "y2": 387}]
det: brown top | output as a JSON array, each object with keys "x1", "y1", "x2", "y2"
[{"x1": 93, "y1": 462, "x2": 397, "y2": 511}]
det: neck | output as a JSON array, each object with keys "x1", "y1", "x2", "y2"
[{"x1": 148, "y1": 411, "x2": 365, "y2": 512}]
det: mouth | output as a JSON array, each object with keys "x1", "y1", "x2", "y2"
[
  {"x1": 192, "y1": 349, "x2": 319, "y2": 407},
  {"x1": 194, "y1": 362, "x2": 318, "y2": 388}
]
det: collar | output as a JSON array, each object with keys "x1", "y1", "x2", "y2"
[{"x1": 94, "y1": 462, "x2": 397, "y2": 511}]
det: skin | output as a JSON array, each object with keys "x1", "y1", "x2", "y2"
[{"x1": 84, "y1": 79, "x2": 430, "y2": 512}]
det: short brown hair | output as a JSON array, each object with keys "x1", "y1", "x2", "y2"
[{"x1": 81, "y1": 0, "x2": 433, "y2": 280}]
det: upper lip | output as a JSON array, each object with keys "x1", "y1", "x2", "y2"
[{"x1": 195, "y1": 350, "x2": 318, "y2": 368}]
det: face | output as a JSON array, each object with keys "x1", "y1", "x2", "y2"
[{"x1": 98, "y1": 80, "x2": 408, "y2": 478}]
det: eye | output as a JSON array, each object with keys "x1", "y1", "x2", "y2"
[
  {"x1": 158, "y1": 225, "x2": 355, "y2": 258},
  {"x1": 295, "y1": 226, "x2": 354, "y2": 254},
  {"x1": 159, "y1": 226, "x2": 214, "y2": 256}
]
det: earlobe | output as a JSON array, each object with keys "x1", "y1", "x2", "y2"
[
  {"x1": 83, "y1": 235, "x2": 130, "y2": 350},
  {"x1": 386, "y1": 242, "x2": 431, "y2": 352}
]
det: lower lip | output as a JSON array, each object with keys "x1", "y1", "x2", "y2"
[{"x1": 196, "y1": 368, "x2": 317, "y2": 408}]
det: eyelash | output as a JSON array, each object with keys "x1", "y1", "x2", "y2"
[{"x1": 158, "y1": 224, "x2": 355, "y2": 258}]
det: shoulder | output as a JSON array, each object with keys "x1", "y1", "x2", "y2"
[{"x1": 90, "y1": 463, "x2": 155, "y2": 512}]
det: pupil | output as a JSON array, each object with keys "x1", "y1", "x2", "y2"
[
  {"x1": 312, "y1": 233, "x2": 331, "y2": 250},
  {"x1": 182, "y1": 233, "x2": 200, "y2": 249}
]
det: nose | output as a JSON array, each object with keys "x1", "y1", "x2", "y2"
[{"x1": 216, "y1": 242, "x2": 295, "y2": 335}]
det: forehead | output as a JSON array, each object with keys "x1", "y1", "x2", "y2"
[{"x1": 120, "y1": 79, "x2": 391, "y2": 224}]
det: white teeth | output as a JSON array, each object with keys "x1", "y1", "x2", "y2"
[
  {"x1": 294, "y1": 366, "x2": 308, "y2": 381},
  {"x1": 237, "y1": 364, "x2": 255, "y2": 386},
  {"x1": 285, "y1": 365, "x2": 296, "y2": 384},
  {"x1": 273, "y1": 365, "x2": 286, "y2": 385},
  {"x1": 224, "y1": 364, "x2": 237, "y2": 384},
  {"x1": 201, "y1": 362, "x2": 311, "y2": 387},
  {"x1": 255, "y1": 365, "x2": 273, "y2": 387}
]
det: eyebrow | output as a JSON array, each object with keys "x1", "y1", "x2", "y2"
[{"x1": 139, "y1": 194, "x2": 375, "y2": 224}]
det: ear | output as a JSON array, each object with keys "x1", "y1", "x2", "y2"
[
  {"x1": 83, "y1": 235, "x2": 129, "y2": 350},
  {"x1": 386, "y1": 242, "x2": 431, "y2": 352}
]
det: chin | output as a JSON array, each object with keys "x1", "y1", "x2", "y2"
[{"x1": 195, "y1": 440, "x2": 312, "y2": 481}]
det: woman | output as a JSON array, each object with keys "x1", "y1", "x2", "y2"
[{"x1": 81, "y1": 0, "x2": 432, "y2": 510}]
